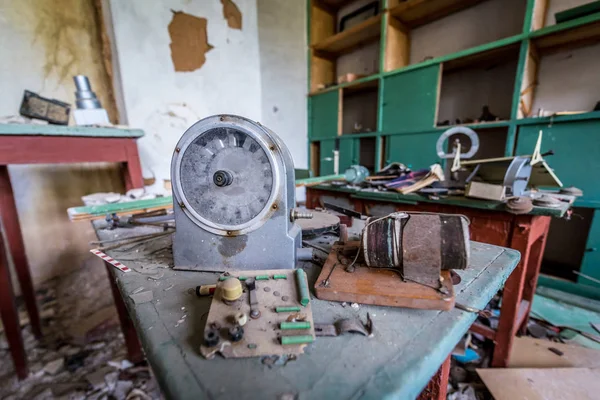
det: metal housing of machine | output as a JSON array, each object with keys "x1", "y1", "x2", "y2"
[{"x1": 171, "y1": 115, "x2": 301, "y2": 272}]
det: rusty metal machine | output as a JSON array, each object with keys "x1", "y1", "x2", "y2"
[{"x1": 170, "y1": 115, "x2": 302, "y2": 272}]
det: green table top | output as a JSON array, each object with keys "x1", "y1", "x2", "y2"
[
  {"x1": 0, "y1": 124, "x2": 144, "y2": 138},
  {"x1": 93, "y1": 223, "x2": 520, "y2": 400},
  {"x1": 309, "y1": 184, "x2": 571, "y2": 218}
]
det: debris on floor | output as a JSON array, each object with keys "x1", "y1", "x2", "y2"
[
  {"x1": 452, "y1": 286, "x2": 600, "y2": 399},
  {"x1": 0, "y1": 259, "x2": 160, "y2": 400}
]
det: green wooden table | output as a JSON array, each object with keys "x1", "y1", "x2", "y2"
[
  {"x1": 94, "y1": 222, "x2": 519, "y2": 400},
  {"x1": 306, "y1": 184, "x2": 571, "y2": 367}
]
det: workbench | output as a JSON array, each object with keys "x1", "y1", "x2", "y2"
[
  {"x1": 0, "y1": 124, "x2": 144, "y2": 379},
  {"x1": 306, "y1": 184, "x2": 571, "y2": 367},
  {"x1": 93, "y1": 221, "x2": 519, "y2": 399}
]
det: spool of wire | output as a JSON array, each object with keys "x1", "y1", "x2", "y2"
[{"x1": 361, "y1": 212, "x2": 470, "y2": 287}]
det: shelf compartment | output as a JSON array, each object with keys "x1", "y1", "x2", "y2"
[
  {"x1": 532, "y1": 15, "x2": 600, "y2": 52},
  {"x1": 436, "y1": 44, "x2": 520, "y2": 127},
  {"x1": 534, "y1": 0, "x2": 600, "y2": 29},
  {"x1": 388, "y1": 0, "x2": 485, "y2": 28},
  {"x1": 385, "y1": 0, "x2": 526, "y2": 70},
  {"x1": 312, "y1": 14, "x2": 382, "y2": 55},
  {"x1": 519, "y1": 37, "x2": 600, "y2": 119},
  {"x1": 341, "y1": 79, "x2": 379, "y2": 134}
]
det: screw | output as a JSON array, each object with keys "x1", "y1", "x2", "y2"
[
  {"x1": 250, "y1": 310, "x2": 260, "y2": 319},
  {"x1": 269, "y1": 145, "x2": 275, "y2": 151},
  {"x1": 227, "y1": 231, "x2": 233, "y2": 236},
  {"x1": 290, "y1": 209, "x2": 313, "y2": 221},
  {"x1": 220, "y1": 116, "x2": 225, "y2": 121},
  {"x1": 272, "y1": 204, "x2": 278, "y2": 210},
  {"x1": 175, "y1": 147, "x2": 180, "y2": 152},
  {"x1": 179, "y1": 202, "x2": 185, "y2": 209}
]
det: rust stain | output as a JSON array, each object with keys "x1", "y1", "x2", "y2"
[
  {"x1": 168, "y1": 10, "x2": 214, "y2": 72},
  {"x1": 221, "y1": 0, "x2": 242, "y2": 30},
  {"x1": 218, "y1": 235, "x2": 248, "y2": 258}
]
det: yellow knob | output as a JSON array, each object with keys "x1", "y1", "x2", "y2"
[{"x1": 221, "y1": 278, "x2": 243, "y2": 301}]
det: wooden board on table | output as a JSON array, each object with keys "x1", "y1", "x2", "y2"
[
  {"x1": 509, "y1": 337, "x2": 600, "y2": 368},
  {"x1": 477, "y1": 368, "x2": 600, "y2": 400},
  {"x1": 314, "y1": 242, "x2": 455, "y2": 310},
  {"x1": 200, "y1": 269, "x2": 315, "y2": 359}
]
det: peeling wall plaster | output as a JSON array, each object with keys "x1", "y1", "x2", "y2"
[
  {"x1": 168, "y1": 11, "x2": 214, "y2": 72},
  {"x1": 222, "y1": 0, "x2": 243, "y2": 30}
]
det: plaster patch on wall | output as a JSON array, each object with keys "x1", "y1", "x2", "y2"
[
  {"x1": 168, "y1": 10, "x2": 214, "y2": 72},
  {"x1": 221, "y1": 0, "x2": 242, "y2": 30}
]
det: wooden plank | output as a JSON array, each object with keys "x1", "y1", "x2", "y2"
[
  {"x1": 0, "y1": 124, "x2": 143, "y2": 138},
  {"x1": 381, "y1": 65, "x2": 440, "y2": 133},
  {"x1": 389, "y1": 0, "x2": 485, "y2": 28},
  {"x1": 533, "y1": 16, "x2": 600, "y2": 52},
  {"x1": 517, "y1": 42, "x2": 539, "y2": 118},
  {"x1": 0, "y1": 136, "x2": 140, "y2": 164},
  {"x1": 477, "y1": 368, "x2": 600, "y2": 400},
  {"x1": 531, "y1": 0, "x2": 549, "y2": 31},
  {"x1": 310, "y1": 1, "x2": 335, "y2": 45},
  {"x1": 384, "y1": 13, "x2": 410, "y2": 72},
  {"x1": 312, "y1": 14, "x2": 382, "y2": 55},
  {"x1": 509, "y1": 336, "x2": 600, "y2": 368},
  {"x1": 538, "y1": 274, "x2": 600, "y2": 301},
  {"x1": 314, "y1": 242, "x2": 455, "y2": 310},
  {"x1": 67, "y1": 196, "x2": 173, "y2": 220},
  {"x1": 310, "y1": 50, "x2": 336, "y2": 92}
]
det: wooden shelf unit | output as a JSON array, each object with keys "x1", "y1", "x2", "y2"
[
  {"x1": 307, "y1": 0, "x2": 600, "y2": 290},
  {"x1": 310, "y1": 0, "x2": 383, "y2": 92}
]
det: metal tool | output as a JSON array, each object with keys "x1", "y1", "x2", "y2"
[
  {"x1": 171, "y1": 115, "x2": 302, "y2": 271},
  {"x1": 436, "y1": 126, "x2": 480, "y2": 160},
  {"x1": 314, "y1": 313, "x2": 374, "y2": 337},
  {"x1": 72, "y1": 75, "x2": 110, "y2": 125},
  {"x1": 504, "y1": 156, "x2": 532, "y2": 197}
]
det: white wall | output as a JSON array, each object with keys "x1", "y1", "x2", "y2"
[
  {"x1": 257, "y1": 0, "x2": 308, "y2": 169},
  {"x1": 0, "y1": 0, "x2": 124, "y2": 289},
  {"x1": 109, "y1": 0, "x2": 260, "y2": 183}
]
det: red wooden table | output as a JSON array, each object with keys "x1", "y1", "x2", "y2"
[
  {"x1": 306, "y1": 186, "x2": 570, "y2": 368},
  {"x1": 0, "y1": 125, "x2": 145, "y2": 379}
]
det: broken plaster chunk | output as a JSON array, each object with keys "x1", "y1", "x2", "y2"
[
  {"x1": 113, "y1": 380, "x2": 134, "y2": 400},
  {"x1": 351, "y1": 303, "x2": 360, "y2": 310},
  {"x1": 129, "y1": 291, "x2": 153, "y2": 304},
  {"x1": 43, "y1": 358, "x2": 64, "y2": 375}
]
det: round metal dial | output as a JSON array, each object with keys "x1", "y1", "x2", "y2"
[{"x1": 179, "y1": 127, "x2": 274, "y2": 227}]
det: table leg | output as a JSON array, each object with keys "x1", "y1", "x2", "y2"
[
  {"x1": 418, "y1": 356, "x2": 450, "y2": 400},
  {"x1": 122, "y1": 140, "x2": 144, "y2": 191},
  {"x1": 519, "y1": 216, "x2": 550, "y2": 333},
  {"x1": 0, "y1": 224, "x2": 28, "y2": 379},
  {"x1": 491, "y1": 216, "x2": 534, "y2": 367},
  {"x1": 0, "y1": 166, "x2": 42, "y2": 338},
  {"x1": 104, "y1": 262, "x2": 144, "y2": 363}
]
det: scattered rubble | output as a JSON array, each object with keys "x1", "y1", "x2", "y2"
[{"x1": 0, "y1": 261, "x2": 160, "y2": 399}]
